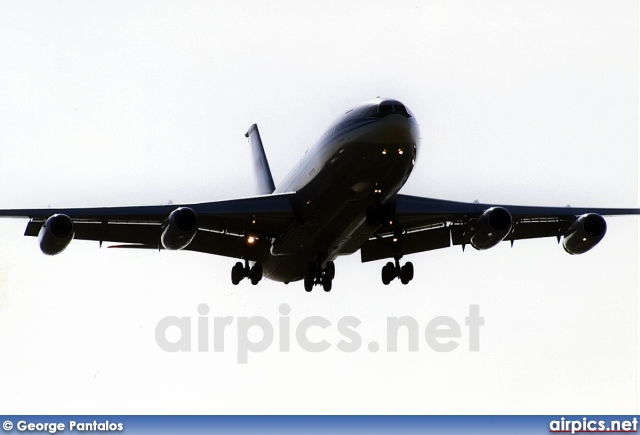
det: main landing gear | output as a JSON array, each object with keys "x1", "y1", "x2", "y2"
[
  {"x1": 231, "y1": 260, "x2": 263, "y2": 285},
  {"x1": 304, "y1": 260, "x2": 335, "y2": 292},
  {"x1": 381, "y1": 258, "x2": 414, "y2": 285}
]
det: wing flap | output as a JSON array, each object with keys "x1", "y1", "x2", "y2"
[
  {"x1": 185, "y1": 229, "x2": 270, "y2": 262},
  {"x1": 361, "y1": 225, "x2": 450, "y2": 262},
  {"x1": 26, "y1": 219, "x2": 163, "y2": 245}
]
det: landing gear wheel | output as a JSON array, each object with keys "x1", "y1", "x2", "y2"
[
  {"x1": 399, "y1": 262, "x2": 414, "y2": 285},
  {"x1": 250, "y1": 263, "x2": 263, "y2": 285},
  {"x1": 304, "y1": 259, "x2": 336, "y2": 292},
  {"x1": 231, "y1": 262, "x2": 244, "y2": 285},
  {"x1": 405, "y1": 262, "x2": 414, "y2": 280},
  {"x1": 304, "y1": 274, "x2": 314, "y2": 292},
  {"x1": 231, "y1": 261, "x2": 263, "y2": 285},
  {"x1": 382, "y1": 262, "x2": 395, "y2": 285},
  {"x1": 381, "y1": 259, "x2": 414, "y2": 285},
  {"x1": 304, "y1": 262, "x2": 318, "y2": 292},
  {"x1": 324, "y1": 261, "x2": 335, "y2": 280}
]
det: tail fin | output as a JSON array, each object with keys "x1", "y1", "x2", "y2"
[{"x1": 245, "y1": 124, "x2": 276, "y2": 195}]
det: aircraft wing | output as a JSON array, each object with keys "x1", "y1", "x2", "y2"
[
  {"x1": 0, "y1": 193, "x2": 296, "y2": 262},
  {"x1": 359, "y1": 194, "x2": 640, "y2": 262}
]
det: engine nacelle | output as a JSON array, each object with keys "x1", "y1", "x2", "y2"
[
  {"x1": 563, "y1": 213, "x2": 606, "y2": 255},
  {"x1": 38, "y1": 214, "x2": 74, "y2": 255},
  {"x1": 470, "y1": 207, "x2": 513, "y2": 250},
  {"x1": 161, "y1": 207, "x2": 198, "y2": 250}
]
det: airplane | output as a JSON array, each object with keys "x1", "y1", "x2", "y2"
[{"x1": 1, "y1": 97, "x2": 639, "y2": 292}]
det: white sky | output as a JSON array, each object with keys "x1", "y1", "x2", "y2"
[{"x1": 0, "y1": 0, "x2": 638, "y2": 414}]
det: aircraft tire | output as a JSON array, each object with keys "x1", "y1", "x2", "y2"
[
  {"x1": 382, "y1": 262, "x2": 395, "y2": 285},
  {"x1": 400, "y1": 262, "x2": 413, "y2": 285},
  {"x1": 325, "y1": 261, "x2": 335, "y2": 280},
  {"x1": 405, "y1": 262, "x2": 414, "y2": 280},
  {"x1": 231, "y1": 262, "x2": 244, "y2": 285},
  {"x1": 250, "y1": 263, "x2": 263, "y2": 285},
  {"x1": 304, "y1": 274, "x2": 314, "y2": 292}
]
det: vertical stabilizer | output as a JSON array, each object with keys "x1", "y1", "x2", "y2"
[{"x1": 245, "y1": 124, "x2": 276, "y2": 195}]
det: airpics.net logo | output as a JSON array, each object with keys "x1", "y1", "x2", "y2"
[{"x1": 154, "y1": 304, "x2": 484, "y2": 363}]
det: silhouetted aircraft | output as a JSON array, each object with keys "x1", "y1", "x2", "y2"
[{"x1": 2, "y1": 98, "x2": 638, "y2": 292}]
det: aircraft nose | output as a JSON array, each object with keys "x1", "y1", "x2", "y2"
[
  {"x1": 342, "y1": 98, "x2": 419, "y2": 148},
  {"x1": 380, "y1": 113, "x2": 412, "y2": 142}
]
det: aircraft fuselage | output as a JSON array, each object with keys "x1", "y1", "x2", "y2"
[{"x1": 264, "y1": 99, "x2": 420, "y2": 282}]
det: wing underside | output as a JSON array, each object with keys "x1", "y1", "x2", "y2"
[
  {"x1": 2, "y1": 192, "x2": 639, "y2": 263},
  {"x1": 358, "y1": 194, "x2": 640, "y2": 262},
  {"x1": 8, "y1": 193, "x2": 297, "y2": 262}
]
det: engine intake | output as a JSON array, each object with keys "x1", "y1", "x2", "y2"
[
  {"x1": 161, "y1": 207, "x2": 198, "y2": 250},
  {"x1": 38, "y1": 214, "x2": 74, "y2": 255},
  {"x1": 471, "y1": 207, "x2": 513, "y2": 250},
  {"x1": 563, "y1": 213, "x2": 607, "y2": 255}
]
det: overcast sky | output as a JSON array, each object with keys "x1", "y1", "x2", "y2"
[{"x1": 0, "y1": 1, "x2": 638, "y2": 415}]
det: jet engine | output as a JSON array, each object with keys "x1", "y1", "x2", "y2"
[
  {"x1": 470, "y1": 207, "x2": 513, "y2": 250},
  {"x1": 161, "y1": 207, "x2": 198, "y2": 250},
  {"x1": 563, "y1": 213, "x2": 606, "y2": 255},
  {"x1": 38, "y1": 214, "x2": 74, "y2": 255}
]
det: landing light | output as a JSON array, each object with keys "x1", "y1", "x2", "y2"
[
  {"x1": 382, "y1": 149, "x2": 387, "y2": 155},
  {"x1": 398, "y1": 149, "x2": 404, "y2": 155},
  {"x1": 393, "y1": 237, "x2": 398, "y2": 242},
  {"x1": 247, "y1": 236, "x2": 256, "y2": 244}
]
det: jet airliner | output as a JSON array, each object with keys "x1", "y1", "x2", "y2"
[{"x1": 1, "y1": 98, "x2": 639, "y2": 292}]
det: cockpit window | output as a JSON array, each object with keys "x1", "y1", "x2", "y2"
[
  {"x1": 371, "y1": 102, "x2": 412, "y2": 118},
  {"x1": 394, "y1": 104, "x2": 410, "y2": 117}
]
